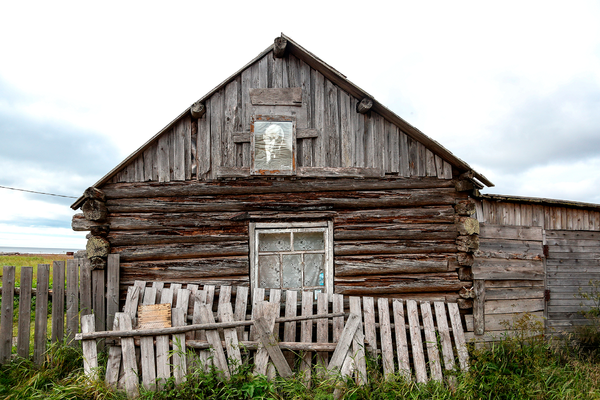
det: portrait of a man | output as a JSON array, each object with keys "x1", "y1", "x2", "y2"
[{"x1": 252, "y1": 120, "x2": 295, "y2": 173}]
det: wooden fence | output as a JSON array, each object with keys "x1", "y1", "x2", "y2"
[
  {"x1": 0, "y1": 255, "x2": 119, "y2": 364},
  {"x1": 77, "y1": 282, "x2": 469, "y2": 398}
]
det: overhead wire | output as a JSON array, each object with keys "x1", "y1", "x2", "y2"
[{"x1": 0, "y1": 185, "x2": 78, "y2": 199}]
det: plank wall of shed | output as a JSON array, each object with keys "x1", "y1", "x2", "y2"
[
  {"x1": 109, "y1": 51, "x2": 453, "y2": 183},
  {"x1": 74, "y1": 178, "x2": 466, "y2": 300},
  {"x1": 471, "y1": 198, "x2": 600, "y2": 338}
]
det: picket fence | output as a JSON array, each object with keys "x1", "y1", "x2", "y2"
[
  {"x1": 76, "y1": 281, "x2": 470, "y2": 399},
  {"x1": 0, "y1": 255, "x2": 119, "y2": 364}
]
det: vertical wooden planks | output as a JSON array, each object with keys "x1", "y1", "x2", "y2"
[
  {"x1": 362, "y1": 297, "x2": 378, "y2": 358},
  {"x1": 339, "y1": 90, "x2": 353, "y2": 168},
  {"x1": 106, "y1": 254, "x2": 119, "y2": 331},
  {"x1": 156, "y1": 288, "x2": 173, "y2": 388},
  {"x1": 66, "y1": 260, "x2": 79, "y2": 345},
  {"x1": 118, "y1": 312, "x2": 139, "y2": 398},
  {"x1": 218, "y1": 302, "x2": 242, "y2": 371},
  {"x1": 51, "y1": 261, "x2": 65, "y2": 343},
  {"x1": 316, "y1": 292, "x2": 329, "y2": 371},
  {"x1": 407, "y1": 299, "x2": 427, "y2": 383},
  {"x1": 224, "y1": 80, "x2": 239, "y2": 168},
  {"x1": 392, "y1": 299, "x2": 410, "y2": 379},
  {"x1": 172, "y1": 117, "x2": 187, "y2": 181},
  {"x1": 0, "y1": 266, "x2": 15, "y2": 363},
  {"x1": 267, "y1": 289, "x2": 282, "y2": 380},
  {"x1": 240, "y1": 67, "x2": 252, "y2": 167},
  {"x1": 17, "y1": 267, "x2": 33, "y2": 358},
  {"x1": 372, "y1": 113, "x2": 384, "y2": 171},
  {"x1": 34, "y1": 264, "x2": 50, "y2": 365},
  {"x1": 421, "y1": 301, "x2": 442, "y2": 381},
  {"x1": 105, "y1": 314, "x2": 121, "y2": 388},
  {"x1": 210, "y1": 89, "x2": 224, "y2": 180},
  {"x1": 200, "y1": 305, "x2": 230, "y2": 378},
  {"x1": 389, "y1": 124, "x2": 400, "y2": 173},
  {"x1": 172, "y1": 307, "x2": 187, "y2": 385},
  {"x1": 92, "y1": 268, "x2": 106, "y2": 338},
  {"x1": 283, "y1": 290, "x2": 298, "y2": 367},
  {"x1": 234, "y1": 286, "x2": 249, "y2": 339},
  {"x1": 197, "y1": 99, "x2": 211, "y2": 179},
  {"x1": 354, "y1": 107, "x2": 365, "y2": 168},
  {"x1": 312, "y1": 69, "x2": 325, "y2": 167},
  {"x1": 399, "y1": 131, "x2": 410, "y2": 177},
  {"x1": 253, "y1": 301, "x2": 279, "y2": 376},
  {"x1": 300, "y1": 290, "x2": 314, "y2": 383},
  {"x1": 143, "y1": 144, "x2": 155, "y2": 182},
  {"x1": 81, "y1": 314, "x2": 98, "y2": 380},
  {"x1": 448, "y1": 302, "x2": 469, "y2": 371},
  {"x1": 473, "y1": 279, "x2": 485, "y2": 335},
  {"x1": 332, "y1": 293, "x2": 344, "y2": 342},
  {"x1": 157, "y1": 131, "x2": 170, "y2": 182},
  {"x1": 377, "y1": 297, "x2": 395, "y2": 378}
]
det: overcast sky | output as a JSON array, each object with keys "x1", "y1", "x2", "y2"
[{"x1": 1, "y1": 1, "x2": 599, "y2": 250}]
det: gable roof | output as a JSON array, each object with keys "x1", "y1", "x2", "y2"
[{"x1": 71, "y1": 34, "x2": 493, "y2": 209}]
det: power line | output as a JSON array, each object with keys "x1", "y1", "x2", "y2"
[{"x1": 0, "y1": 185, "x2": 78, "y2": 199}]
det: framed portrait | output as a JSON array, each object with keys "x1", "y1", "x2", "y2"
[{"x1": 251, "y1": 115, "x2": 296, "y2": 175}]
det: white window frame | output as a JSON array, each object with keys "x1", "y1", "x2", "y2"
[{"x1": 249, "y1": 221, "x2": 333, "y2": 299}]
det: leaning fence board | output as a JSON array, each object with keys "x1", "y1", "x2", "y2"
[
  {"x1": 0, "y1": 266, "x2": 16, "y2": 364},
  {"x1": 317, "y1": 292, "x2": 329, "y2": 370},
  {"x1": 200, "y1": 304, "x2": 231, "y2": 378},
  {"x1": 218, "y1": 303, "x2": 242, "y2": 370},
  {"x1": 34, "y1": 264, "x2": 50, "y2": 365},
  {"x1": 66, "y1": 260, "x2": 79, "y2": 345},
  {"x1": 362, "y1": 297, "x2": 378, "y2": 357},
  {"x1": 267, "y1": 289, "x2": 282, "y2": 380},
  {"x1": 156, "y1": 288, "x2": 173, "y2": 389},
  {"x1": 234, "y1": 286, "x2": 249, "y2": 339},
  {"x1": 407, "y1": 299, "x2": 427, "y2": 383},
  {"x1": 434, "y1": 302, "x2": 456, "y2": 372},
  {"x1": 421, "y1": 301, "x2": 443, "y2": 381},
  {"x1": 328, "y1": 313, "x2": 360, "y2": 371},
  {"x1": 254, "y1": 315, "x2": 293, "y2": 378},
  {"x1": 254, "y1": 301, "x2": 279, "y2": 376},
  {"x1": 171, "y1": 307, "x2": 187, "y2": 385},
  {"x1": 349, "y1": 296, "x2": 368, "y2": 385},
  {"x1": 300, "y1": 291, "x2": 314, "y2": 383},
  {"x1": 392, "y1": 299, "x2": 411, "y2": 379},
  {"x1": 448, "y1": 303, "x2": 469, "y2": 371},
  {"x1": 82, "y1": 314, "x2": 98, "y2": 380},
  {"x1": 378, "y1": 297, "x2": 395, "y2": 378},
  {"x1": 107, "y1": 254, "x2": 120, "y2": 331},
  {"x1": 17, "y1": 267, "x2": 33, "y2": 358},
  {"x1": 105, "y1": 314, "x2": 122, "y2": 387},
  {"x1": 80, "y1": 259, "x2": 92, "y2": 318},
  {"x1": 283, "y1": 290, "x2": 298, "y2": 367},
  {"x1": 118, "y1": 313, "x2": 139, "y2": 398},
  {"x1": 52, "y1": 261, "x2": 65, "y2": 343},
  {"x1": 92, "y1": 268, "x2": 106, "y2": 335},
  {"x1": 140, "y1": 288, "x2": 157, "y2": 391}
]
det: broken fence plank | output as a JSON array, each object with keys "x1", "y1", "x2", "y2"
[
  {"x1": 407, "y1": 299, "x2": 427, "y2": 383},
  {"x1": 171, "y1": 307, "x2": 187, "y2": 385},
  {"x1": 421, "y1": 301, "x2": 443, "y2": 382},
  {"x1": 117, "y1": 313, "x2": 139, "y2": 399},
  {"x1": 378, "y1": 297, "x2": 395, "y2": 378},
  {"x1": 328, "y1": 313, "x2": 360, "y2": 371},
  {"x1": 81, "y1": 314, "x2": 98, "y2": 380},
  {"x1": 254, "y1": 316, "x2": 293, "y2": 378},
  {"x1": 392, "y1": 299, "x2": 411, "y2": 380}
]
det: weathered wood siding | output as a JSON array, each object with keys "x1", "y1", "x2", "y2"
[
  {"x1": 110, "y1": 51, "x2": 453, "y2": 183},
  {"x1": 465, "y1": 224, "x2": 545, "y2": 341},
  {"x1": 474, "y1": 198, "x2": 600, "y2": 230},
  {"x1": 546, "y1": 230, "x2": 600, "y2": 332},
  {"x1": 74, "y1": 178, "x2": 464, "y2": 298}
]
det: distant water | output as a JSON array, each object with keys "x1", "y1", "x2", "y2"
[{"x1": 0, "y1": 246, "x2": 83, "y2": 254}]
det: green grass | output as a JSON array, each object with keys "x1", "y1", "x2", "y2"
[
  {"x1": 1, "y1": 333, "x2": 600, "y2": 400},
  {"x1": 0, "y1": 254, "x2": 73, "y2": 288}
]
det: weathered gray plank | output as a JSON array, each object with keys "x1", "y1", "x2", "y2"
[
  {"x1": 34, "y1": 264, "x2": 50, "y2": 365},
  {"x1": 105, "y1": 314, "x2": 121, "y2": 388},
  {"x1": 156, "y1": 288, "x2": 172, "y2": 389},
  {"x1": 300, "y1": 290, "x2": 313, "y2": 383},
  {"x1": 435, "y1": 302, "x2": 455, "y2": 375},
  {"x1": 0, "y1": 266, "x2": 16, "y2": 363},
  {"x1": 392, "y1": 299, "x2": 410, "y2": 379},
  {"x1": 421, "y1": 301, "x2": 442, "y2": 381},
  {"x1": 66, "y1": 260, "x2": 79, "y2": 345},
  {"x1": 81, "y1": 314, "x2": 98, "y2": 380},
  {"x1": 200, "y1": 304, "x2": 230, "y2": 378},
  {"x1": 51, "y1": 261, "x2": 65, "y2": 343},
  {"x1": 448, "y1": 303, "x2": 469, "y2": 371},
  {"x1": 106, "y1": 254, "x2": 120, "y2": 331},
  {"x1": 118, "y1": 313, "x2": 139, "y2": 398},
  {"x1": 377, "y1": 297, "x2": 395, "y2": 378},
  {"x1": 316, "y1": 292, "x2": 329, "y2": 371},
  {"x1": 218, "y1": 302, "x2": 242, "y2": 371},
  {"x1": 234, "y1": 286, "x2": 249, "y2": 339},
  {"x1": 17, "y1": 267, "x2": 33, "y2": 357},
  {"x1": 327, "y1": 313, "x2": 360, "y2": 371},
  {"x1": 349, "y1": 296, "x2": 367, "y2": 385},
  {"x1": 172, "y1": 307, "x2": 187, "y2": 385},
  {"x1": 79, "y1": 259, "x2": 92, "y2": 318},
  {"x1": 140, "y1": 287, "x2": 157, "y2": 391},
  {"x1": 92, "y1": 268, "x2": 106, "y2": 337},
  {"x1": 253, "y1": 301, "x2": 279, "y2": 376},
  {"x1": 254, "y1": 314, "x2": 293, "y2": 378},
  {"x1": 407, "y1": 299, "x2": 427, "y2": 383},
  {"x1": 473, "y1": 279, "x2": 485, "y2": 335},
  {"x1": 362, "y1": 297, "x2": 377, "y2": 358}
]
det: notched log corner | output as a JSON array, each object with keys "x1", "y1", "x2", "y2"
[
  {"x1": 356, "y1": 98, "x2": 373, "y2": 114},
  {"x1": 191, "y1": 101, "x2": 206, "y2": 119},
  {"x1": 457, "y1": 235, "x2": 479, "y2": 252},
  {"x1": 458, "y1": 266, "x2": 473, "y2": 281},
  {"x1": 457, "y1": 298, "x2": 473, "y2": 309},
  {"x1": 457, "y1": 252, "x2": 474, "y2": 266},
  {"x1": 273, "y1": 37, "x2": 287, "y2": 58},
  {"x1": 84, "y1": 187, "x2": 106, "y2": 202},
  {"x1": 454, "y1": 180, "x2": 474, "y2": 192},
  {"x1": 454, "y1": 200, "x2": 476, "y2": 216},
  {"x1": 82, "y1": 199, "x2": 108, "y2": 222},
  {"x1": 455, "y1": 216, "x2": 480, "y2": 236},
  {"x1": 86, "y1": 236, "x2": 110, "y2": 259}
]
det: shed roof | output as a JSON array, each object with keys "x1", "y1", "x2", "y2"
[{"x1": 71, "y1": 34, "x2": 493, "y2": 210}]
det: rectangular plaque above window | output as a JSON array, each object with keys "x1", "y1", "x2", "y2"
[{"x1": 251, "y1": 115, "x2": 296, "y2": 175}]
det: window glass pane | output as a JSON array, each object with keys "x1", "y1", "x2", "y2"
[
  {"x1": 258, "y1": 232, "x2": 291, "y2": 252},
  {"x1": 304, "y1": 253, "x2": 324, "y2": 287},
  {"x1": 293, "y1": 231, "x2": 325, "y2": 251},
  {"x1": 281, "y1": 254, "x2": 303, "y2": 288},
  {"x1": 258, "y1": 255, "x2": 280, "y2": 288}
]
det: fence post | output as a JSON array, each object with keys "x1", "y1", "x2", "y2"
[
  {"x1": 66, "y1": 259, "x2": 79, "y2": 345},
  {"x1": 51, "y1": 261, "x2": 66, "y2": 343},
  {"x1": 17, "y1": 267, "x2": 33, "y2": 358},
  {"x1": 80, "y1": 258, "x2": 92, "y2": 320},
  {"x1": 34, "y1": 264, "x2": 50, "y2": 365},
  {"x1": 0, "y1": 266, "x2": 16, "y2": 364},
  {"x1": 106, "y1": 254, "x2": 120, "y2": 331}
]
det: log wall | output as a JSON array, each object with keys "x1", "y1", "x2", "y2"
[
  {"x1": 109, "y1": 51, "x2": 454, "y2": 183},
  {"x1": 73, "y1": 178, "x2": 467, "y2": 300}
]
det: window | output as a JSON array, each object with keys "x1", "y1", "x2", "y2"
[
  {"x1": 250, "y1": 222, "x2": 333, "y2": 297},
  {"x1": 251, "y1": 115, "x2": 296, "y2": 175}
]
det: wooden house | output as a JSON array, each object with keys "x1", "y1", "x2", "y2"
[{"x1": 71, "y1": 34, "x2": 599, "y2": 340}]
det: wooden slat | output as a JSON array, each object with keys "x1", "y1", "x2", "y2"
[
  {"x1": 434, "y1": 302, "x2": 456, "y2": 373},
  {"x1": 473, "y1": 279, "x2": 485, "y2": 335},
  {"x1": 448, "y1": 303, "x2": 469, "y2": 371},
  {"x1": 283, "y1": 290, "x2": 298, "y2": 368},
  {"x1": 34, "y1": 264, "x2": 50, "y2": 365},
  {"x1": 327, "y1": 313, "x2": 360, "y2": 371},
  {"x1": 349, "y1": 296, "x2": 367, "y2": 385},
  {"x1": 250, "y1": 287, "x2": 265, "y2": 341},
  {"x1": 51, "y1": 261, "x2": 65, "y2": 343},
  {"x1": 234, "y1": 286, "x2": 249, "y2": 339},
  {"x1": 156, "y1": 288, "x2": 172, "y2": 389},
  {"x1": 92, "y1": 268, "x2": 106, "y2": 336},
  {"x1": 106, "y1": 254, "x2": 120, "y2": 331},
  {"x1": 118, "y1": 312, "x2": 139, "y2": 398},
  {"x1": 316, "y1": 292, "x2": 329, "y2": 370},
  {"x1": 254, "y1": 315, "x2": 293, "y2": 378},
  {"x1": 218, "y1": 302, "x2": 242, "y2": 370},
  {"x1": 17, "y1": 267, "x2": 33, "y2": 358},
  {"x1": 407, "y1": 299, "x2": 427, "y2": 383},
  {"x1": 392, "y1": 299, "x2": 410, "y2": 379},
  {"x1": 171, "y1": 307, "x2": 187, "y2": 385},
  {"x1": 66, "y1": 260, "x2": 79, "y2": 345},
  {"x1": 332, "y1": 294, "x2": 344, "y2": 342},
  {"x1": 105, "y1": 314, "x2": 121, "y2": 388},
  {"x1": 362, "y1": 297, "x2": 377, "y2": 357},
  {"x1": 81, "y1": 314, "x2": 98, "y2": 380},
  {"x1": 0, "y1": 266, "x2": 16, "y2": 363},
  {"x1": 267, "y1": 289, "x2": 282, "y2": 381},
  {"x1": 193, "y1": 287, "x2": 211, "y2": 371},
  {"x1": 253, "y1": 301, "x2": 279, "y2": 376},
  {"x1": 421, "y1": 301, "x2": 442, "y2": 381},
  {"x1": 300, "y1": 290, "x2": 313, "y2": 383},
  {"x1": 377, "y1": 297, "x2": 395, "y2": 378},
  {"x1": 80, "y1": 259, "x2": 92, "y2": 318},
  {"x1": 140, "y1": 288, "x2": 157, "y2": 391}
]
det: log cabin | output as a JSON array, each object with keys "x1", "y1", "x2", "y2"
[{"x1": 71, "y1": 34, "x2": 600, "y2": 340}]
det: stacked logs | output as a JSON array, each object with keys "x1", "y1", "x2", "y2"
[
  {"x1": 454, "y1": 199, "x2": 479, "y2": 309},
  {"x1": 82, "y1": 187, "x2": 110, "y2": 270}
]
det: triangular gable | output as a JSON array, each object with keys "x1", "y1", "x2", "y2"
[{"x1": 72, "y1": 34, "x2": 492, "y2": 209}]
